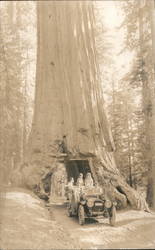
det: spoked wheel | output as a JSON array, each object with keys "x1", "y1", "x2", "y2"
[
  {"x1": 109, "y1": 205, "x2": 116, "y2": 226},
  {"x1": 78, "y1": 205, "x2": 85, "y2": 225},
  {"x1": 67, "y1": 204, "x2": 73, "y2": 217}
]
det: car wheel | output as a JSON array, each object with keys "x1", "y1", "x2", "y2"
[
  {"x1": 78, "y1": 205, "x2": 85, "y2": 225},
  {"x1": 67, "y1": 204, "x2": 73, "y2": 217},
  {"x1": 109, "y1": 205, "x2": 116, "y2": 226}
]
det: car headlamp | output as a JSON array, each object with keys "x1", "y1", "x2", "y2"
[
  {"x1": 100, "y1": 194, "x2": 105, "y2": 200},
  {"x1": 80, "y1": 200, "x2": 86, "y2": 205},
  {"x1": 105, "y1": 200, "x2": 112, "y2": 208},
  {"x1": 113, "y1": 201, "x2": 117, "y2": 206},
  {"x1": 87, "y1": 200, "x2": 94, "y2": 208}
]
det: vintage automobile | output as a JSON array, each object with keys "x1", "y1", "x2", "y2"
[{"x1": 66, "y1": 186, "x2": 117, "y2": 226}]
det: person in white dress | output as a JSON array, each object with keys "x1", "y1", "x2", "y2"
[
  {"x1": 76, "y1": 173, "x2": 84, "y2": 187},
  {"x1": 84, "y1": 172, "x2": 94, "y2": 188}
]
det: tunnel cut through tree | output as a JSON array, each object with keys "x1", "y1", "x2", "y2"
[{"x1": 27, "y1": 1, "x2": 149, "y2": 211}]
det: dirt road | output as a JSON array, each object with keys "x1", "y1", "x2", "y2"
[
  {"x1": 0, "y1": 188, "x2": 155, "y2": 249},
  {"x1": 50, "y1": 203, "x2": 155, "y2": 249},
  {"x1": 0, "y1": 188, "x2": 78, "y2": 249}
]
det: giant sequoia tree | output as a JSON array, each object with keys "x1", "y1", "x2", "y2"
[{"x1": 28, "y1": 1, "x2": 149, "y2": 211}]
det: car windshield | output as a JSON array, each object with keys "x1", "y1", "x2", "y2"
[
  {"x1": 82, "y1": 187, "x2": 102, "y2": 196},
  {"x1": 85, "y1": 195, "x2": 98, "y2": 198}
]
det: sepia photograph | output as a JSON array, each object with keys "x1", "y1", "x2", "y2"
[{"x1": 0, "y1": 0, "x2": 155, "y2": 249}]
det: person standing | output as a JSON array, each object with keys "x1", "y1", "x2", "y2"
[{"x1": 76, "y1": 173, "x2": 84, "y2": 187}]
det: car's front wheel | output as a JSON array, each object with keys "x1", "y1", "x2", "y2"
[
  {"x1": 78, "y1": 205, "x2": 85, "y2": 225},
  {"x1": 109, "y1": 205, "x2": 116, "y2": 226}
]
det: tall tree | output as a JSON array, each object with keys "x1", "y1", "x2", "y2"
[
  {"x1": 0, "y1": 2, "x2": 36, "y2": 184},
  {"x1": 117, "y1": 0, "x2": 155, "y2": 207},
  {"x1": 27, "y1": 1, "x2": 149, "y2": 211},
  {"x1": 147, "y1": 0, "x2": 155, "y2": 208}
]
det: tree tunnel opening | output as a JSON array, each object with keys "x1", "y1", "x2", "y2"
[
  {"x1": 65, "y1": 159, "x2": 92, "y2": 183},
  {"x1": 42, "y1": 159, "x2": 93, "y2": 195}
]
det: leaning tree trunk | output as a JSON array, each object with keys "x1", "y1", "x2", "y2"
[{"x1": 27, "y1": 1, "x2": 149, "y2": 211}]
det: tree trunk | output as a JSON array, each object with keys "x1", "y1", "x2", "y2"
[
  {"x1": 146, "y1": 0, "x2": 155, "y2": 208},
  {"x1": 27, "y1": 1, "x2": 149, "y2": 211}
]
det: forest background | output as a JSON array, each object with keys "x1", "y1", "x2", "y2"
[{"x1": 0, "y1": 0, "x2": 155, "y2": 208}]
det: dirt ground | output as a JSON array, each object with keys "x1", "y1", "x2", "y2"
[{"x1": 0, "y1": 187, "x2": 155, "y2": 249}]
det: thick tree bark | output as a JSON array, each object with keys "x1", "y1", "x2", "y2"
[
  {"x1": 137, "y1": 0, "x2": 155, "y2": 209},
  {"x1": 27, "y1": 1, "x2": 149, "y2": 211},
  {"x1": 146, "y1": 0, "x2": 155, "y2": 208}
]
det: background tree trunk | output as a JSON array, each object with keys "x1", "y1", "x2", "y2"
[{"x1": 146, "y1": 0, "x2": 155, "y2": 208}]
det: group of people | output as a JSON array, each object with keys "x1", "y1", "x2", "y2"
[{"x1": 68, "y1": 172, "x2": 94, "y2": 188}]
